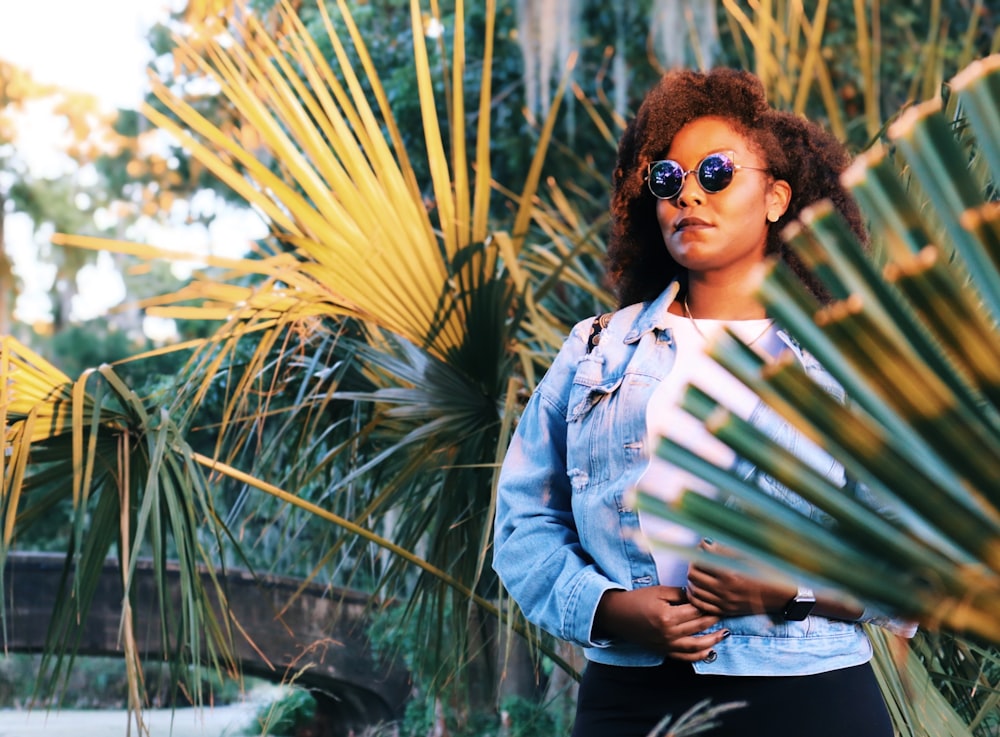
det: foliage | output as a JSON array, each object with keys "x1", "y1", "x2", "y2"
[
  {"x1": 137, "y1": 0, "x2": 682, "y2": 230},
  {"x1": 6, "y1": 1, "x2": 1000, "y2": 735},
  {"x1": 368, "y1": 597, "x2": 567, "y2": 732},
  {"x1": 40, "y1": 319, "x2": 189, "y2": 390},
  {"x1": 498, "y1": 695, "x2": 558, "y2": 737},
  {"x1": 717, "y1": 0, "x2": 1000, "y2": 151},
  {"x1": 393, "y1": 694, "x2": 557, "y2": 737},
  {"x1": 0, "y1": 654, "x2": 244, "y2": 709},
  {"x1": 909, "y1": 631, "x2": 1000, "y2": 736},
  {"x1": 0, "y1": 59, "x2": 202, "y2": 332},
  {"x1": 1, "y1": 336, "x2": 242, "y2": 730},
  {"x1": 243, "y1": 686, "x2": 317, "y2": 737},
  {"x1": 10, "y1": 0, "x2": 599, "y2": 719}
]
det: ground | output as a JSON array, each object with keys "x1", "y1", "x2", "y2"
[{"x1": 0, "y1": 701, "x2": 258, "y2": 736}]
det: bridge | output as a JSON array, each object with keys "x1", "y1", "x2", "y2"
[{"x1": 2, "y1": 552, "x2": 410, "y2": 733}]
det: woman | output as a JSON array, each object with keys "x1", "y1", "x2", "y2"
[{"x1": 492, "y1": 68, "x2": 914, "y2": 737}]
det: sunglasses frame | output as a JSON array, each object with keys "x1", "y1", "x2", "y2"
[{"x1": 645, "y1": 150, "x2": 770, "y2": 201}]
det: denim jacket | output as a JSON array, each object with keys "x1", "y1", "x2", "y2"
[{"x1": 493, "y1": 282, "x2": 915, "y2": 676}]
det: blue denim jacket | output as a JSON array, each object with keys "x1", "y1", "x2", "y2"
[{"x1": 493, "y1": 282, "x2": 914, "y2": 676}]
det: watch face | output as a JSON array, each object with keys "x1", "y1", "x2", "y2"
[{"x1": 784, "y1": 594, "x2": 816, "y2": 621}]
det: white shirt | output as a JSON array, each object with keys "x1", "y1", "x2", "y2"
[{"x1": 637, "y1": 311, "x2": 778, "y2": 584}]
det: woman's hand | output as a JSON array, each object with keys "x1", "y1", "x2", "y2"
[
  {"x1": 593, "y1": 586, "x2": 726, "y2": 662},
  {"x1": 685, "y1": 539, "x2": 792, "y2": 617}
]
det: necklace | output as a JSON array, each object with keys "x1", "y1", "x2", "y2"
[{"x1": 683, "y1": 297, "x2": 775, "y2": 348}]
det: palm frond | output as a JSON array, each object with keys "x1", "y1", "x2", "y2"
[
  {"x1": 637, "y1": 52, "x2": 1000, "y2": 643},
  {"x1": 1, "y1": 338, "x2": 239, "y2": 724}
]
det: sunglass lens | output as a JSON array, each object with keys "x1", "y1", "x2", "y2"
[
  {"x1": 698, "y1": 153, "x2": 735, "y2": 193},
  {"x1": 648, "y1": 160, "x2": 683, "y2": 199}
]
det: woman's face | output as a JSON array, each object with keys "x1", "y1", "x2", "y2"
[{"x1": 654, "y1": 116, "x2": 790, "y2": 284}]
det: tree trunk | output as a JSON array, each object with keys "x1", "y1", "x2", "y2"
[
  {"x1": 614, "y1": 2, "x2": 628, "y2": 120},
  {"x1": 544, "y1": 640, "x2": 585, "y2": 732},
  {"x1": 0, "y1": 190, "x2": 13, "y2": 336},
  {"x1": 496, "y1": 625, "x2": 547, "y2": 705},
  {"x1": 650, "y1": 0, "x2": 719, "y2": 71}
]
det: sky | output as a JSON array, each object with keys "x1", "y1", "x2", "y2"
[
  {"x1": 0, "y1": 0, "x2": 263, "y2": 331},
  {"x1": 0, "y1": 0, "x2": 164, "y2": 324},
  {"x1": 0, "y1": 0, "x2": 167, "y2": 109}
]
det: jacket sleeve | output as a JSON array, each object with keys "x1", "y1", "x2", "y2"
[{"x1": 492, "y1": 320, "x2": 621, "y2": 647}]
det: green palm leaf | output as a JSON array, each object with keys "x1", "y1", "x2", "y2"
[
  {"x1": 1, "y1": 337, "x2": 238, "y2": 728},
  {"x1": 636, "y1": 49, "x2": 1000, "y2": 672},
  {"x1": 633, "y1": 52, "x2": 1000, "y2": 737}
]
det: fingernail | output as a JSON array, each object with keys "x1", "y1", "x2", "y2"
[
  {"x1": 703, "y1": 537, "x2": 714, "y2": 545},
  {"x1": 722, "y1": 629, "x2": 731, "y2": 639}
]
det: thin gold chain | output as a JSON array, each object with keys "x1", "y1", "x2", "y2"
[{"x1": 682, "y1": 297, "x2": 774, "y2": 348}]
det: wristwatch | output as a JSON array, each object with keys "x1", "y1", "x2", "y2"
[{"x1": 783, "y1": 586, "x2": 816, "y2": 621}]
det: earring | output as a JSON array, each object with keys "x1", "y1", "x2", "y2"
[{"x1": 767, "y1": 212, "x2": 779, "y2": 223}]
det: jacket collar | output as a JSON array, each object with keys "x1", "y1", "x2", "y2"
[{"x1": 623, "y1": 280, "x2": 681, "y2": 344}]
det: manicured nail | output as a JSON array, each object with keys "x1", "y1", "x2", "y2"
[
  {"x1": 703, "y1": 537, "x2": 714, "y2": 545},
  {"x1": 721, "y1": 629, "x2": 732, "y2": 639}
]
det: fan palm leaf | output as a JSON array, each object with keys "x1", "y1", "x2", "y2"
[
  {"x1": 635, "y1": 53, "x2": 1000, "y2": 735},
  {"x1": 1, "y1": 336, "x2": 238, "y2": 731}
]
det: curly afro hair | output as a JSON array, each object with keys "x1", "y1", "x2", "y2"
[{"x1": 606, "y1": 67, "x2": 867, "y2": 308}]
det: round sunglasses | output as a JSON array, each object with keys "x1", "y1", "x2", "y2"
[{"x1": 646, "y1": 151, "x2": 769, "y2": 201}]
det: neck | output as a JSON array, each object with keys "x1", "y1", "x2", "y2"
[{"x1": 684, "y1": 277, "x2": 767, "y2": 320}]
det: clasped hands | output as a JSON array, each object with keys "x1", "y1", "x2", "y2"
[
  {"x1": 594, "y1": 539, "x2": 792, "y2": 662},
  {"x1": 686, "y1": 538, "x2": 793, "y2": 617}
]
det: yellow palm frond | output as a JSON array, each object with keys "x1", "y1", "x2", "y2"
[
  {"x1": 2, "y1": 336, "x2": 77, "y2": 440},
  {"x1": 56, "y1": 0, "x2": 510, "y2": 365},
  {"x1": 722, "y1": 0, "x2": 844, "y2": 140},
  {"x1": 51, "y1": 0, "x2": 585, "y2": 381}
]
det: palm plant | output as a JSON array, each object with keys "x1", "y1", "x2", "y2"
[
  {"x1": 5, "y1": 0, "x2": 1000, "y2": 734},
  {"x1": 719, "y1": 0, "x2": 999, "y2": 148},
  {"x1": 9, "y1": 0, "x2": 606, "y2": 720},
  {"x1": 0, "y1": 337, "x2": 237, "y2": 729}
]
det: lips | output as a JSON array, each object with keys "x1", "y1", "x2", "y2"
[{"x1": 673, "y1": 215, "x2": 711, "y2": 232}]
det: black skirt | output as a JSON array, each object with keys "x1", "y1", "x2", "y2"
[{"x1": 571, "y1": 658, "x2": 893, "y2": 737}]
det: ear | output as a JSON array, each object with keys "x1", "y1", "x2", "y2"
[{"x1": 766, "y1": 179, "x2": 792, "y2": 223}]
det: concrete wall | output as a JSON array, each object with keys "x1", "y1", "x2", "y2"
[{"x1": 2, "y1": 552, "x2": 410, "y2": 729}]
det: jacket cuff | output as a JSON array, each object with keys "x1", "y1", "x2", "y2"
[
  {"x1": 565, "y1": 572, "x2": 624, "y2": 648},
  {"x1": 858, "y1": 604, "x2": 918, "y2": 638}
]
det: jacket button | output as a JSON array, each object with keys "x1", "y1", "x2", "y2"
[{"x1": 703, "y1": 650, "x2": 718, "y2": 663}]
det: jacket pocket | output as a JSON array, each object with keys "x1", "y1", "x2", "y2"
[
  {"x1": 566, "y1": 362, "x2": 625, "y2": 424},
  {"x1": 565, "y1": 362, "x2": 627, "y2": 489}
]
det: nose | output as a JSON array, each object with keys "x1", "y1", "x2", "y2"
[{"x1": 675, "y1": 175, "x2": 704, "y2": 207}]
